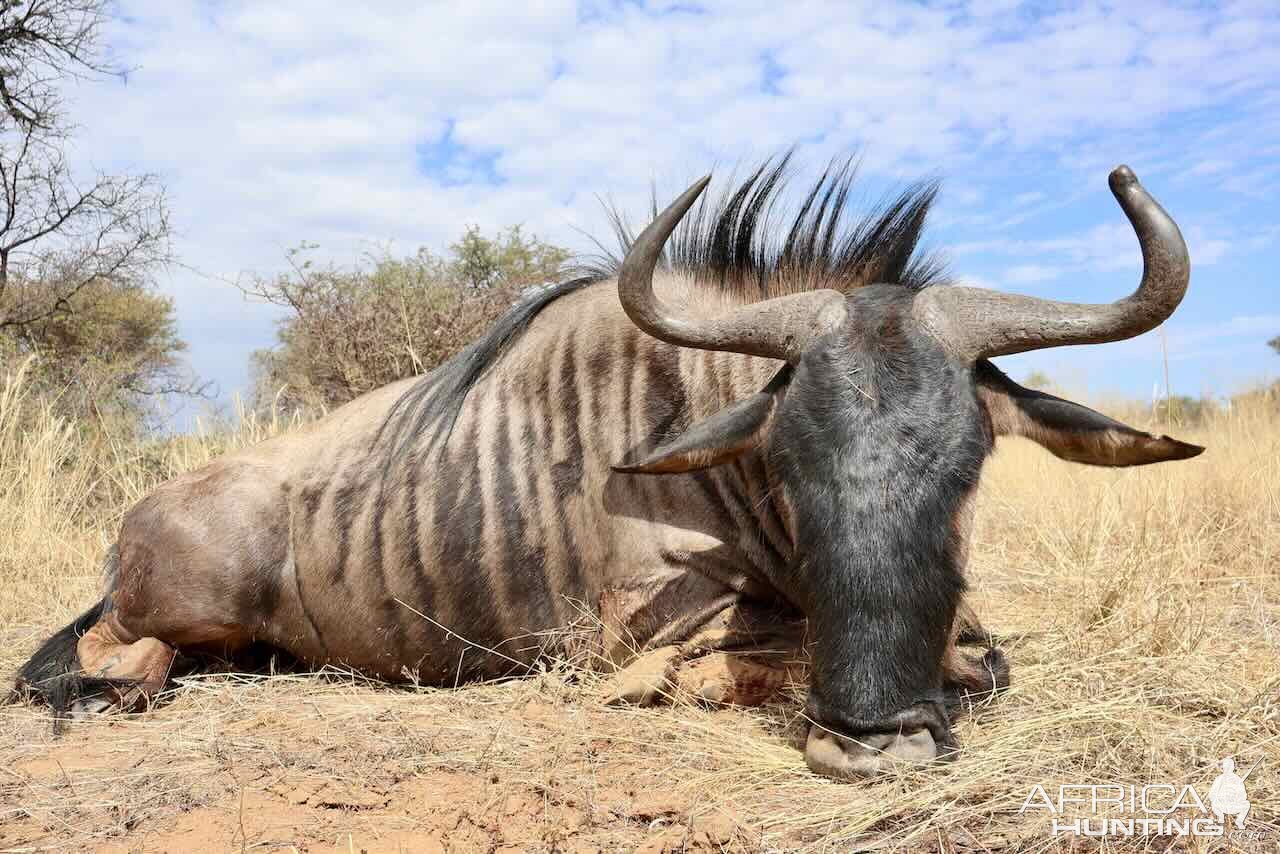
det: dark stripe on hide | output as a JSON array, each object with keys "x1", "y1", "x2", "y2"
[
  {"x1": 627, "y1": 335, "x2": 656, "y2": 526},
  {"x1": 329, "y1": 474, "x2": 363, "y2": 584},
  {"x1": 619, "y1": 330, "x2": 637, "y2": 460},
  {"x1": 551, "y1": 329, "x2": 584, "y2": 499},
  {"x1": 429, "y1": 420, "x2": 468, "y2": 643},
  {"x1": 514, "y1": 378, "x2": 556, "y2": 631},
  {"x1": 586, "y1": 333, "x2": 613, "y2": 437},
  {"x1": 646, "y1": 345, "x2": 717, "y2": 512},
  {"x1": 401, "y1": 449, "x2": 439, "y2": 657},
  {"x1": 439, "y1": 414, "x2": 498, "y2": 670},
  {"x1": 477, "y1": 378, "x2": 512, "y2": 641},
  {"x1": 550, "y1": 329, "x2": 586, "y2": 603},
  {"x1": 689, "y1": 468, "x2": 723, "y2": 509},
  {"x1": 368, "y1": 477, "x2": 385, "y2": 591},
  {"x1": 368, "y1": 469, "x2": 403, "y2": 662},
  {"x1": 298, "y1": 481, "x2": 325, "y2": 528},
  {"x1": 493, "y1": 378, "x2": 538, "y2": 644},
  {"x1": 527, "y1": 349, "x2": 568, "y2": 622},
  {"x1": 643, "y1": 344, "x2": 688, "y2": 448},
  {"x1": 640, "y1": 342, "x2": 724, "y2": 512},
  {"x1": 710, "y1": 458, "x2": 757, "y2": 545}
]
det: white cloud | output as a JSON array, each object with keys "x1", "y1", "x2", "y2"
[
  {"x1": 1003, "y1": 264, "x2": 1063, "y2": 285},
  {"x1": 1169, "y1": 314, "x2": 1280, "y2": 349},
  {"x1": 952, "y1": 221, "x2": 1239, "y2": 291},
  {"x1": 1189, "y1": 159, "x2": 1231, "y2": 177}
]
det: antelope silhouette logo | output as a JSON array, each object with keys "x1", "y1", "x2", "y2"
[{"x1": 1208, "y1": 757, "x2": 1251, "y2": 829}]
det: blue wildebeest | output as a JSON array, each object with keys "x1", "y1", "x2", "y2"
[{"x1": 16, "y1": 160, "x2": 1200, "y2": 779}]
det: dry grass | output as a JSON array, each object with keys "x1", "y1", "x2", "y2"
[{"x1": 0, "y1": 361, "x2": 1277, "y2": 852}]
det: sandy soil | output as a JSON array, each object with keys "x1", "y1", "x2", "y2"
[{"x1": 3, "y1": 675, "x2": 768, "y2": 853}]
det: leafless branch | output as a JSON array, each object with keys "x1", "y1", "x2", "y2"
[{"x1": 0, "y1": 0, "x2": 114, "y2": 132}]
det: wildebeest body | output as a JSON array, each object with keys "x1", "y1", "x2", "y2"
[
  {"x1": 112, "y1": 283, "x2": 794, "y2": 682},
  {"x1": 17, "y1": 157, "x2": 1203, "y2": 778}
]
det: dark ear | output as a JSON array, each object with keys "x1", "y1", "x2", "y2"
[
  {"x1": 975, "y1": 361, "x2": 1204, "y2": 467},
  {"x1": 613, "y1": 366, "x2": 793, "y2": 474}
]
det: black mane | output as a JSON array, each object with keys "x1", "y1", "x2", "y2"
[
  {"x1": 581, "y1": 151, "x2": 948, "y2": 296},
  {"x1": 379, "y1": 154, "x2": 947, "y2": 456},
  {"x1": 375, "y1": 276, "x2": 598, "y2": 459}
]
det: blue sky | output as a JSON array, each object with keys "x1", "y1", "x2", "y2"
[{"x1": 63, "y1": 0, "x2": 1279, "y2": 421}]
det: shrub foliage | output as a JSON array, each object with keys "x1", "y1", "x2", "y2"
[{"x1": 248, "y1": 227, "x2": 570, "y2": 413}]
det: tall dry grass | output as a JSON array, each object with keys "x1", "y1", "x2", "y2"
[{"x1": 0, "y1": 360, "x2": 1277, "y2": 851}]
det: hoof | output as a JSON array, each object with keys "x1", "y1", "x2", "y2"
[{"x1": 69, "y1": 695, "x2": 115, "y2": 719}]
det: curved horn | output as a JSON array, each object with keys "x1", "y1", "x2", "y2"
[
  {"x1": 617, "y1": 176, "x2": 848, "y2": 362},
  {"x1": 914, "y1": 165, "x2": 1190, "y2": 361}
]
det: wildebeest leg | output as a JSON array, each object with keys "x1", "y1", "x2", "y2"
[
  {"x1": 600, "y1": 642, "x2": 802, "y2": 708},
  {"x1": 61, "y1": 462, "x2": 286, "y2": 715},
  {"x1": 601, "y1": 599, "x2": 805, "y2": 708},
  {"x1": 599, "y1": 645, "x2": 681, "y2": 706},
  {"x1": 676, "y1": 633, "x2": 1007, "y2": 708},
  {"x1": 600, "y1": 643, "x2": 803, "y2": 708},
  {"x1": 953, "y1": 598, "x2": 993, "y2": 645},
  {"x1": 610, "y1": 645, "x2": 1008, "y2": 708},
  {"x1": 942, "y1": 604, "x2": 1010, "y2": 705},
  {"x1": 74, "y1": 612, "x2": 177, "y2": 714},
  {"x1": 670, "y1": 649, "x2": 802, "y2": 706},
  {"x1": 943, "y1": 644, "x2": 1009, "y2": 703},
  {"x1": 603, "y1": 598, "x2": 1008, "y2": 710},
  {"x1": 594, "y1": 571, "x2": 751, "y2": 706}
]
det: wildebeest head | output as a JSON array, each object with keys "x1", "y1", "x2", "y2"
[{"x1": 612, "y1": 165, "x2": 1200, "y2": 778}]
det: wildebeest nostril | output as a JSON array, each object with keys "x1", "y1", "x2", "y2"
[{"x1": 803, "y1": 725, "x2": 940, "y2": 780}]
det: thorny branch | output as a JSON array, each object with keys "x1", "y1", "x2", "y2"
[{"x1": 0, "y1": 0, "x2": 114, "y2": 133}]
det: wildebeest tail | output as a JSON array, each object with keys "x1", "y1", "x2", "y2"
[{"x1": 9, "y1": 547, "x2": 119, "y2": 728}]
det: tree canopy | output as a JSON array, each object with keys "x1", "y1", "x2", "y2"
[{"x1": 0, "y1": 0, "x2": 191, "y2": 430}]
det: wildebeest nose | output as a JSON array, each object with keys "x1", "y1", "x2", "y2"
[{"x1": 803, "y1": 725, "x2": 940, "y2": 779}]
